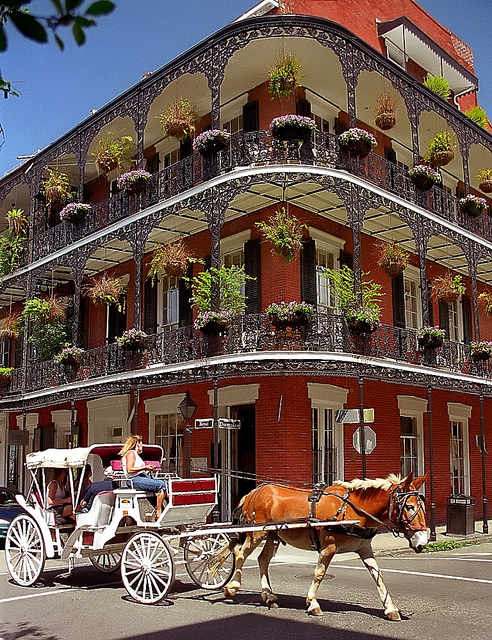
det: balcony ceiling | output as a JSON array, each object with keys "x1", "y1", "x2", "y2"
[{"x1": 377, "y1": 17, "x2": 478, "y2": 95}]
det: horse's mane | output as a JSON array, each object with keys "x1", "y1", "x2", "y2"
[{"x1": 333, "y1": 473, "x2": 402, "y2": 492}]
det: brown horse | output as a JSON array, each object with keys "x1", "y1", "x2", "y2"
[{"x1": 224, "y1": 473, "x2": 428, "y2": 620}]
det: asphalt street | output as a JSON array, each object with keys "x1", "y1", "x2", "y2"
[{"x1": 1, "y1": 538, "x2": 491, "y2": 640}]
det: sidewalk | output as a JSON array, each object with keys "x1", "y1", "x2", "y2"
[{"x1": 373, "y1": 518, "x2": 492, "y2": 555}]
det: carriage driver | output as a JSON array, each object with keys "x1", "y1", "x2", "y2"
[{"x1": 119, "y1": 435, "x2": 167, "y2": 519}]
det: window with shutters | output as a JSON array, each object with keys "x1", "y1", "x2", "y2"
[
  {"x1": 223, "y1": 115, "x2": 243, "y2": 134},
  {"x1": 309, "y1": 228, "x2": 345, "y2": 313},
  {"x1": 0, "y1": 338, "x2": 11, "y2": 367},
  {"x1": 154, "y1": 413, "x2": 184, "y2": 475},
  {"x1": 157, "y1": 276, "x2": 180, "y2": 329},
  {"x1": 447, "y1": 403, "x2": 471, "y2": 495},
  {"x1": 400, "y1": 416, "x2": 419, "y2": 477},
  {"x1": 404, "y1": 266, "x2": 422, "y2": 329}
]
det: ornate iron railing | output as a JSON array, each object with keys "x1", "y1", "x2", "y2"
[
  {"x1": 5, "y1": 313, "x2": 490, "y2": 395},
  {"x1": 31, "y1": 130, "x2": 489, "y2": 261}
]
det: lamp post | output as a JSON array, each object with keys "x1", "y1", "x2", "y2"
[{"x1": 178, "y1": 391, "x2": 197, "y2": 478}]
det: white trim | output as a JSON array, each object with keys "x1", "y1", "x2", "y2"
[
  {"x1": 397, "y1": 395, "x2": 427, "y2": 478},
  {"x1": 234, "y1": 1, "x2": 278, "y2": 21},
  {"x1": 207, "y1": 383, "x2": 260, "y2": 408},
  {"x1": 397, "y1": 395, "x2": 428, "y2": 413},
  {"x1": 16, "y1": 413, "x2": 39, "y2": 430},
  {"x1": 144, "y1": 392, "x2": 186, "y2": 416},
  {"x1": 447, "y1": 402, "x2": 471, "y2": 495},
  {"x1": 308, "y1": 227, "x2": 346, "y2": 251},
  {"x1": 447, "y1": 402, "x2": 472, "y2": 420},
  {"x1": 87, "y1": 394, "x2": 130, "y2": 444},
  {"x1": 220, "y1": 230, "x2": 251, "y2": 258}
]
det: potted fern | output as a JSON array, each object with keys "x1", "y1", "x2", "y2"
[
  {"x1": 85, "y1": 274, "x2": 126, "y2": 310},
  {"x1": 431, "y1": 273, "x2": 465, "y2": 303},
  {"x1": 478, "y1": 291, "x2": 492, "y2": 317},
  {"x1": 464, "y1": 106, "x2": 488, "y2": 129},
  {"x1": 0, "y1": 367, "x2": 13, "y2": 386},
  {"x1": 148, "y1": 240, "x2": 200, "y2": 280},
  {"x1": 425, "y1": 131, "x2": 455, "y2": 167},
  {"x1": 255, "y1": 207, "x2": 305, "y2": 265},
  {"x1": 376, "y1": 241, "x2": 410, "y2": 278},
  {"x1": 423, "y1": 74, "x2": 451, "y2": 101},
  {"x1": 41, "y1": 169, "x2": 73, "y2": 206},
  {"x1": 93, "y1": 133, "x2": 134, "y2": 173},
  {"x1": 268, "y1": 54, "x2": 303, "y2": 98},
  {"x1": 374, "y1": 93, "x2": 397, "y2": 131}
]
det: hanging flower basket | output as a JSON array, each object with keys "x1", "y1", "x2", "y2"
[
  {"x1": 268, "y1": 54, "x2": 303, "y2": 98},
  {"x1": 116, "y1": 328, "x2": 148, "y2": 351},
  {"x1": 459, "y1": 194, "x2": 487, "y2": 217},
  {"x1": 60, "y1": 202, "x2": 92, "y2": 223},
  {"x1": 376, "y1": 241, "x2": 410, "y2": 278},
  {"x1": 54, "y1": 346, "x2": 84, "y2": 367},
  {"x1": 270, "y1": 115, "x2": 316, "y2": 143},
  {"x1": 0, "y1": 367, "x2": 13, "y2": 385},
  {"x1": 408, "y1": 165, "x2": 442, "y2": 191},
  {"x1": 255, "y1": 207, "x2": 305, "y2": 265},
  {"x1": 417, "y1": 327, "x2": 445, "y2": 349},
  {"x1": 265, "y1": 301, "x2": 315, "y2": 329},
  {"x1": 338, "y1": 128, "x2": 377, "y2": 159},
  {"x1": 116, "y1": 170, "x2": 152, "y2": 194},
  {"x1": 158, "y1": 98, "x2": 199, "y2": 141},
  {"x1": 374, "y1": 93, "x2": 397, "y2": 131},
  {"x1": 195, "y1": 311, "x2": 233, "y2": 336},
  {"x1": 425, "y1": 131, "x2": 456, "y2": 168},
  {"x1": 470, "y1": 341, "x2": 492, "y2": 361},
  {"x1": 375, "y1": 113, "x2": 397, "y2": 131},
  {"x1": 346, "y1": 307, "x2": 380, "y2": 335},
  {"x1": 148, "y1": 240, "x2": 200, "y2": 280},
  {"x1": 85, "y1": 274, "x2": 126, "y2": 310},
  {"x1": 478, "y1": 292, "x2": 492, "y2": 317},
  {"x1": 93, "y1": 133, "x2": 134, "y2": 174},
  {"x1": 193, "y1": 130, "x2": 231, "y2": 157},
  {"x1": 479, "y1": 180, "x2": 492, "y2": 194},
  {"x1": 477, "y1": 171, "x2": 492, "y2": 193},
  {"x1": 41, "y1": 169, "x2": 73, "y2": 206},
  {"x1": 431, "y1": 274, "x2": 465, "y2": 303},
  {"x1": 430, "y1": 149, "x2": 454, "y2": 167}
]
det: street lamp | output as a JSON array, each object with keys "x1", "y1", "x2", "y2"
[{"x1": 178, "y1": 391, "x2": 197, "y2": 477}]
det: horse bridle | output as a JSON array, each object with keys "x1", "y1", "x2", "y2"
[{"x1": 388, "y1": 486, "x2": 427, "y2": 535}]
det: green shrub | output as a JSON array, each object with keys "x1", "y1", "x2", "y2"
[
  {"x1": 423, "y1": 74, "x2": 451, "y2": 100},
  {"x1": 464, "y1": 106, "x2": 488, "y2": 129}
]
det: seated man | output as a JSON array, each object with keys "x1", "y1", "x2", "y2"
[{"x1": 79, "y1": 479, "x2": 114, "y2": 512}]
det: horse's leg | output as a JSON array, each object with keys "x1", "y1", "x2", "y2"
[
  {"x1": 223, "y1": 532, "x2": 265, "y2": 598},
  {"x1": 306, "y1": 540, "x2": 336, "y2": 616},
  {"x1": 258, "y1": 532, "x2": 279, "y2": 609},
  {"x1": 357, "y1": 542, "x2": 401, "y2": 621}
]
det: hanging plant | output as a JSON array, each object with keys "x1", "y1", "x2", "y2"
[
  {"x1": 255, "y1": 207, "x2": 306, "y2": 265},
  {"x1": 376, "y1": 241, "x2": 410, "y2": 278},
  {"x1": 6, "y1": 208, "x2": 28, "y2": 236},
  {"x1": 470, "y1": 341, "x2": 492, "y2": 361},
  {"x1": 431, "y1": 273, "x2": 465, "y2": 303},
  {"x1": 92, "y1": 132, "x2": 135, "y2": 173},
  {"x1": 193, "y1": 130, "x2": 231, "y2": 156},
  {"x1": 478, "y1": 291, "x2": 492, "y2": 317},
  {"x1": 0, "y1": 312, "x2": 20, "y2": 340},
  {"x1": 85, "y1": 273, "x2": 126, "y2": 310},
  {"x1": 60, "y1": 202, "x2": 92, "y2": 223},
  {"x1": 268, "y1": 54, "x2": 303, "y2": 98},
  {"x1": 0, "y1": 367, "x2": 13, "y2": 385},
  {"x1": 338, "y1": 128, "x2": 377, "y2": 159},
  {"x1": 374, "y1": 93, "x2": 397, "y2": 131},
  {"x1": 270, "y1": 115, "x2": 316, "y2": 144},
  {"x1": 417, "y1": 326, "x2": 445, "y2": 349},
  {"x1": 459, "y1": 194, "x2": 487, "y2": 217},
  {"x1": 424, "y1": 131, "x2": 456, "y2": 167},
  {"x1": 408, "y1": 164, "x2": 442, "y2": 191},
  {"x1": 0, "y1": 208, "x2": 29, "y2": 277},
  {"x1": 116, "y1": 169, "x2": 152, "y2": 194},
  {"x1": 476, "y1": 170, "x2": 492, "y2": 194},
  {"x1": 148, "y1": 240, "x2": 201, "y2": 280},
  {"x1": 41, "y1": 169, "x2": 73, "y2": 206},
  {"x1": 158, "y1": 98, "x2": 199, "y2": 141}
]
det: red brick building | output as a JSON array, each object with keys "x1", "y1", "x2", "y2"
[{"x1": 0, "y1": 0, "x2": 491, "y2": 531}]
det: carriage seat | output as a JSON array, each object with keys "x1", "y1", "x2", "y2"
[
  {"x1": 76, "y1": 491, "x2": 115, "y2": 528},
  {"x1": 107, "y1": 459, "x2": 162, "y2": 487}
]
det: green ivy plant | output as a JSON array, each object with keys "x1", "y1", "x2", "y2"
[
  {"x1": 20, "y1": 297, "x2": 70, "y2": 362},
  {"x1": 0, "y1": 208, "x2": 28, "y2": 277},
  {"x1": 187, "y1": 265, "x2": 254, "y2": 316},
  {"x1": 268, "y1": 54, "x2": 303, "y2": 98}
]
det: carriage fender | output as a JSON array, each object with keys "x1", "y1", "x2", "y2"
[{"x1": 15, "y1": 494, "x2": 56, "y2": 558}]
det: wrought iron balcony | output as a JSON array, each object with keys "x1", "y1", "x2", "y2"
[
  {"x1": 5, "y1": 313, "x2": 489, "y2": 396},
  {"x1": 30, "y1": 131, "x2": 491, "y2": 262}
]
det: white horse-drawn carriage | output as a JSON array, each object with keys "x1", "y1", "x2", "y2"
[{"x1": 5, "y1": 443, "x2": 236, "y2": 604}]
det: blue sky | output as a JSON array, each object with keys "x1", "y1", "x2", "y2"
[{"x1": 0, "y1": 0, "x2": 490, "y2": 178}]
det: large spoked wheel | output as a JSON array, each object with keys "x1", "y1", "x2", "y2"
[
  {"x1": 90, "y1": 552, "x2": 122, "y2": 573},
  {"x1": 121, "y1": 532, "x2": 174, "y2": 604},
  {"x1": 184, "y1": 532, "x2": 236, "y2": 590},
  {"x1": 5, "y1": 514, "x2": 46, "y2": 586}
]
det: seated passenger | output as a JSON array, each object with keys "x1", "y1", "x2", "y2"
[
  {"x1": 119, "y1": 434, "x2": 167, "y2": 518},
  {"x1": 48, "y1": 468, "x2": 75, "y2": 522},
  {"x1": 79, "y1": 479, "x2": 114, "y2": 512}
]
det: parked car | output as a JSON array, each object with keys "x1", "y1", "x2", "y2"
[{"x1": 0, "y1": 487, "x2": 25, "y2": 545}]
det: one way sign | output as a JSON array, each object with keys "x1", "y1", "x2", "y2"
[{"x1": 335, "y1": 408, "x2": 375, "y2": 424}]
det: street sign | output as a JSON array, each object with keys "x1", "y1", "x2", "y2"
[
  {"x1": 219, "y1": 418, "x2": 241, "y2": 430},
  {"x1": 353, "y1": 425, "x2": 377, "y2": 455},
  {"x1": 195, "y1": 418, "x2": 214, "y2": 429},
  {"x1": 336, "y1": 408, "x2": 375, "y2": 424},
  {"x1": 8, "y1": 430, "x2": 30, "y2": 446}
]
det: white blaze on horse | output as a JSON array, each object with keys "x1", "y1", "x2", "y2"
[{"x1": 224, "y1": 473, "x2": 428, "y2": 620}]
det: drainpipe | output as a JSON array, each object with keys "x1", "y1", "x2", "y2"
[
  {"x1": 479, "y1": 395, "x2": 489, "y2": 534},
  {"x1": 427, "y1": 387, "x2": 436, "y2": 541},
  {"x1": 358, "y1": 377, "x2": 366, "y2": 479}
]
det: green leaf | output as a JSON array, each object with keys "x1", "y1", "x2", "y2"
[
  {"x1": 65, "y1": 0, "x2": 85, "y2": 10},
  {"x1": 72, "y1": 22, "x2": 86, "y2": 45},
  {"x1": 75, "y1": 16, "x2": 96, "y2": 27},
  {"x1": 9, "y1": 12, "x2": 48, "y2": 43},
  {"x1": 54, "y1": 34, "x2": 65, "y2": 50},
  {"x1": 86, "y1": 1, "x2": 115, "y2": 15},
  {"x1": 0, "y1": 24, "x2": 7, "y2": 52}
]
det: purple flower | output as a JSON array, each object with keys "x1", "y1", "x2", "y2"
[
  {"x1": 193, "y1": 129, "x2": 231, "y2": 152},
  {"x1": 338, "y1": 128, "x2": 377, "y2": 148},
  {"x1": 116, "y1": 170, "x2": 152, "y2": 190},
  {"x1": 270, "y1": 115, "x2": 317, "y2": 131}
]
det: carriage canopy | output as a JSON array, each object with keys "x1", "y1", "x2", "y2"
[{"x1": 26, "y1": 444, "x2": 164, "y2": 469}]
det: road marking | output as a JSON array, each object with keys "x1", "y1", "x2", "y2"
[
  {"x1": 334, "y1": 564, "x2": 492, "y2": 584},
  {"x1": 0, "y1": 588, "x2": 78, "y2": 604}
]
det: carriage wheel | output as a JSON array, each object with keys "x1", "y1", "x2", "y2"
[
  {"x1": 5, "y1": 514, "x2": 46, "y2": 586},
  {"x1": 184, "y1": 532, "x2": 236, "y2": 590},
  {"x1": 121, "y1": 532, "x2": 174, "y2": 604},
  {"x1": 90, "y1": 552, "x2": 122, "y2": 573}
]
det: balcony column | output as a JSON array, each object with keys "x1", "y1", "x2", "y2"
[
  {"x1": 465, "y1": 243, "x2": 480, "y2": 341},
  {"x1": 71, "y1": 254, "x2": 86, "y2": 346},
  {"x1": 204, "y1": 187, "x2": 227, "y2": 309},
  {"x1": 135, "y1": 112, "x2": 147, "y2": 169},
  {"x1": 206, "y1": 46, "x2": 225, "y2": 130},
  {"x1": 342, "y1": 46, "x2": 358, "y2": 128},
  {"x1": 415, "y1": 219, "x2": 431, "y2": 325},
  {"x1": 405, "y1": 94, "x2": 422, "y2": 166},
  {"x1": 130, "y1": 234, "x2": 147, "y2": 330},
  {"x1": 350, "y1": 195, "x2": 364, "y2": 299},
  {"x1": 459, "y1": 138, "x2": 471, "y2": 193}
]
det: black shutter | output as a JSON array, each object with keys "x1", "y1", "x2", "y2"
[
  {"x1": 296, "y1": 98, "x2": 311, "y2": 117},
  {"x1": 243, "y1": 100, "x2": 259, "y2": 133},
  {"x1": 14, "y1": 337, "x2": 22, "y2": 368},
  {"x1": 301, "y1": 239, "x2": 317, "y2": 306},
  {"x1": 392, "y1": 273, "x2": 406, "y2": 328},
  {"x1": 462, "y1": 295, "x2": 473, "y2": 344},
  {"x1": 144, "y1": 277, "x2": 158, "y2": 334},
  {"x1": 146, "y1": 153, "x2": 159, "y2": 174},
  {"x1": 438, "y1": 300, "x2": 450, "y2": 338},
  {"x1": 180, "y1": 137, "x2": 192, "y2": 159},
  {"x1": 204, "y1": 254, "x2": 212, "y2": 271},
  {"x1": 244, "y1": 238, "x2": 261, "y2": 314},
  {"x1": 334, "y1": 117, "x2": 348, "y2": 136},
  {"x1": 179, "y1": 264, "x2": 193, "y2": 328},
  {"x1": 427, "y1": 284, "x2": 434, "y2": 327},
  {"x1": 107, "y1": 303, "x2": 126, "y2": 343},
  {"x1": 340, "y1": 250, "x2": 353, "y2": 270},
  {"x1": 384, "y1": 148, "x2": 397, "y2": 164}
]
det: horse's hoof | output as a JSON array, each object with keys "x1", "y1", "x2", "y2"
[
  {"x1": 224, "y1": 585, "x2": 238, "y2": 598},
  {"x1": 386, "y1": 610, "x2": 401, "y2": 621},
  {"x1": 307, "y1": 604, "x2": 323, "y2": 616},
  {"x1": 261, "y1": 591, "x2": 279, "y2": 609}
]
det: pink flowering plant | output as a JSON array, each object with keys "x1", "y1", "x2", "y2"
[
  {"x1": 459, "y1": 194, "x2": 487, "y2": 217},
  {"x1": 116, "y1": 328, "x2": 148, "y2": 349},
  {"x1": 338, "y1": 127, "x2": 377, "y2": 149},
  {"x1": 265, "y1": 301, "x2": 315, "y2": 323},
  {"x1": 408, "y1": 164, "x2": 442, "y2": 186},
  {"x1": 116, "y1": 170, "x2": 152, "y2": 192},
  {"x1": 53, "y1": 345, "x2": 84, "y2": 366},
  {"x1": 194, "y1": 309, "x2": 233, "y2": 332},
  {"x1": 470, "y1": 341, "x2": 492, "y2": 360},
  {"x1": 59, "y1": 202, "x2": 92, "y2": 223},
  {"x1": 193, "y1": 130, "x2": 231, "y2": 155},
  {"x1": 417, "y1": 326, "x2": 445, "y2": 341},
  {"x1": 270, "y1": 115, "x2": 316, "y2": 143}
]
